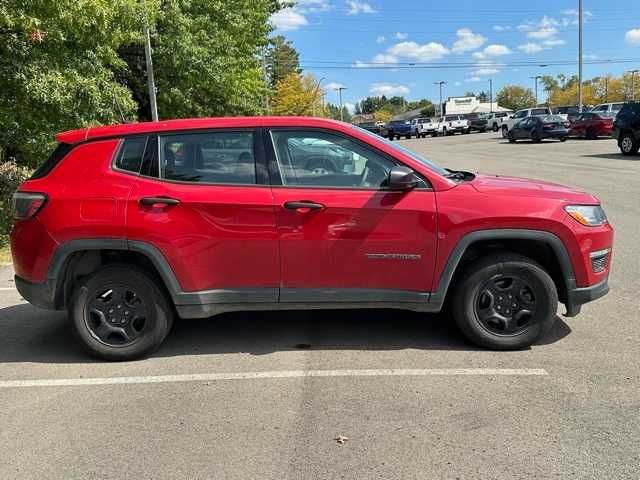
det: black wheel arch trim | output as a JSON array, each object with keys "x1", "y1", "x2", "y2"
[{"x1": 429, "y1": 229, "x2": 579, "y2": 312}]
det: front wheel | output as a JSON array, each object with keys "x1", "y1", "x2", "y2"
[
  {"x1": 508, "y1": 131, "x2": 516, "y2": 143},
  {"x1": 501, "y1": 126, "x2": 509, "y2": 138},
  {"x1": 492, "y1": 123, "x2": 499, "y2": 132},
  {"x1": 69, "y1": 265, "x2": 173, "y2": 361},
  {"x1": 451, "y1": 254, "x2": 558, "y2": 350}
]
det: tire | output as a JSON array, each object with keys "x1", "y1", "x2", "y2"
[
  {"x1": 531, "y1": 131, "x2": 541, "y2": 143},
  {"x1": 442, "y1": 127, "x2": 447, "y2": 136},
  {"x1": 451, "y1": 253, "x2": 558, "y2": 350},
  {"x1": 507, "y1": 131, "x2": 516, "y2": 143},
  {"x1": 501, "y1": 125, "x2": 509, "y2": 138},
  {"x1": 406, "y1": 134, "x2": 412, "y2": 139},
  {"x1": 480, "y1": 128, "x2": 487, "y2": 133},
  {"x1": 586, "y1": 127, "x2": 596, "y2": 140},
  {"x1": 619, "y1": 132, "x2": 639, "y2": 156},
  {"x1": 559, "y1": 137, "x2": 567, "y2": 142},
  {"x1": 69, "y1": 265, "x2": 174, "y2": 361},
  {"x1": 492, "y1": 123, "x2": 499, "y2": 132},
  {"x1": 432, "y1": 132, "x2": 438, "y2": 137}
]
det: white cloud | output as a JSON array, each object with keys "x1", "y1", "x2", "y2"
[
  {"x1": 395, "y1": 32, "x2": 408, "y2": 40},
  {"x1": 626, "y1": 29, "x2": 640, "y2": 45},
  {"x1": 346, "y1": 1, "x2": 376, "y2": 15},
  {"x1": 325, "y1": 82, "x2": 346, "y2": 91},
  {"x1": 344, "y1": 102, "x2": 356, "y2": 113},
  {"x1": 474, "y1": 67, "x2": 499, "y2": 75},
  {"x1": 370, "y1": 83, "x2": 410, "y2": 96},
  {"x1": 270, "y1": 8, "x2": 308, "y2": 31},
  {"x1": 493, "y1": 25, "x2": 511, "y2": 31},
  {"x1": 451, "y1": 28, "x2": 487, "y2": 53},
  {"x1": 387, "y1": 41, "x2": 450, "y2": 61},
  {"x1": 543, "y1": 39, "x2": 565, "y2": 46},
  {"x1": 518, "y1": 16, "x2": 559, "y2": 40},
  {"x1": 297, "y1": 0, "x2": 331, "y2": 12},
  {"x1": 465, "y1": 77, "x2": 482, "y2": 83},
  {"x1": 454, "y1": 81, "x2": 462, "y2": 86},
  {"x1": 518, "y1": 42, "x2": 544, "y2": 54},
  {"x1": 372, "y1": 53, "x2": 399, "y2": 63},
  {"x1": 472, "y1": 44, "x2": 511, "y2": 60},
  {"x1": 376, "y1": 35, "x2": 386, "y2": 44}
]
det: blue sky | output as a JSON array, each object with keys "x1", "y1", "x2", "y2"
[{"x1": 269, "y1": 0, "x2": 640, "y2": 110}]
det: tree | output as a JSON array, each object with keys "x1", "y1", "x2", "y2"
[
  {"x1": 325, "y1": 103, "x2": 352, "y2": 122},
  {"x1": 271, "y1": 72, "x2": 323, "y2": 116},
  {"x1": 119, "y1": 0, "x2": 279, "y2": 121},
  {"x1": 0, "y1": 0, "x2": 157, "y2": 167},
  {"x1": 496, "y1": 85, "x2": 534, "y2": 111},
  {"x1": 264, "y1": 35, "x2": 300, "y2": 89}
]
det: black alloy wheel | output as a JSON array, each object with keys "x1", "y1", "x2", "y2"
[
  {"x1": 86, "y1": 285, "x2": 149, "y2": 347},
  {"x1": 475, "y1": 275, "x2": 536, "y2": 336}
]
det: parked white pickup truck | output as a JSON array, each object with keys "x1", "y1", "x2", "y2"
[
  {"x1": 411, "y1": 117, "x2": 438, "y2": 137},
  {"x1": 485, "y1": 112, "x2": 511, "y2": 132},
  {"x1": 437, "y1": 115, "x2": 470, "y2": 135},
  {"x1": 501, "y1": 107, "x2": 553, "y2": 138}
]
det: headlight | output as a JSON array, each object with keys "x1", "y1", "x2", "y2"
[{"x1": 564, "y1": 205, "x2": 607, "y2": 226}]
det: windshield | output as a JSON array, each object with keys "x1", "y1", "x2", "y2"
[{"x1": 352, "y1": 125, "x2": 449, "y2": 176}]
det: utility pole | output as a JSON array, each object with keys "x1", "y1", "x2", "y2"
[
  {"x1": 144, "y1": 25, "x2": 159, "y2": 121},
  {"x1": 337, "y1": 86, "x2": 347, "y2": 121},
  {"x1": 529, "y1": 76, "x2": 542, "y2": 106},
  {"x1": 488, "y1": 79, "x2": 493, "y2": 112},
  {"x1": 630, "y1": 70, "x2": 640, "y2": 101},
  {"x1": 578, "y1": 0, "x2": 583, "y2": 112},
  {"x1": 434, "y1": 81, "x2": 446, "y2": 116},
  {"x1": 604, "y1": 76, "x2": 609, "y2": 103}
]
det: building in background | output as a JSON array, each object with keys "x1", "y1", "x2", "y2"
[{"x1": 443, "y1": 96, "x2": 511, "y2": 115}]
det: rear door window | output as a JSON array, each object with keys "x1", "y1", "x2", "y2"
[{"x1": 158, "y1": 131, "x2": 256, "y2": 184}]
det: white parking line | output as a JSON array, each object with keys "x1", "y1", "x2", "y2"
[
  {"x1": 0, "y1": 368, "x2": 547, "y2": 388},
  {"x1": 0, "y1": 287, "x2": 16, "y2": 291}
]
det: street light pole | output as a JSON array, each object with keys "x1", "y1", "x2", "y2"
[
  {"x1": 434, "y1": 81, "x2": 446, "y2": 116},
  {"x1": 529, "y1": 76, "x2": 541, "y2": 106},
  {"x1": 630, "y1": 70, "x2": 640, "y2": 101},
  {"x1": 144, "y1": 25, "x2": 159, "y2": 121},
  {"x1": 337, "y1": 86, "x2": 347, "y2": 121},
  {"x1": 578, "y1": 0, "x2": 583, "y2": 112},
  {"x1": 489, "y1": 79, "x2": 493, "y2": 113}
]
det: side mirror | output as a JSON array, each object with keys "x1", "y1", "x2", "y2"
[{"x1": 388, "y1": 166, "x2": 419, "y2": 191}]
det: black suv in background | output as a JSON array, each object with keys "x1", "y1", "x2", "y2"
[
  {"x1": 613, "y1": 102, "x2": 640, "y2": 156},
  {"x1": 465, "y1": 113, "x2": 488, "y2": 133}
]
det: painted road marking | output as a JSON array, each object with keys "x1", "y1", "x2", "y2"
[
  {"x1": 0, "y1": 287, "x2": 17, "y2": 291},
  {"x1": 0, "y1": 368, "x2": 548, "y2": 388}
]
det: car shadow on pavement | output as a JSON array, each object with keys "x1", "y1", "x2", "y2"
[
  {"x1": 0, "y1": 303, "x2": 571, "y2": 363},
  {"x1": 581, "y1": 153, "x2": 639, "y2": 161}
]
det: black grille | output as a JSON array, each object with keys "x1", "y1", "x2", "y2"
[{"x1": 591, "y1": 252, "x2": 609, "y2": 273}]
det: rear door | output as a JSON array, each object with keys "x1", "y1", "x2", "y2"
[
  {"x1": 266, "y1": 128, "x2": 437, "y2": 303},
  {"x1": 126, "y1": 129, "x2": 279, "y2": 300}
]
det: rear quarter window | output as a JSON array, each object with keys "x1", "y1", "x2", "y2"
[{"x1": 30, "y1": 143, "x2": 74, "y2": 179}]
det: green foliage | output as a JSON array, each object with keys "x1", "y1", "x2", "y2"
[
  {"x1": 496, "y1": 85, "x2": 535, "y2": 111},
  {"x1": 264, "y1": 35, "x2": 300, "y2": 89},
  {"x1": 325, "y1": 103, "x2": 352, "y2": 122},
  {"x1": 354, "y1": 96, "x2": 434, "y2": 119},
  {"x1": 0, "y1": 0, "x2": 156, "y2": 168},
  {"x1": 0, "y1": 160, "x2": 31, "y2": 246},
  {"x1": 271, "y1": 72, "x2": 323, "y2": 116}
]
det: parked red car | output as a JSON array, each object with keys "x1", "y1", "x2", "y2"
[
  {"x1": 11, "y1": 117, "x2": 613, "y2": 360},
  {"x1": 569, "y1": 112, "x2": 614, "y2": 139}
]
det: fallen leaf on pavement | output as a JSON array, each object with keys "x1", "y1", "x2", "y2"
[{"x1": 335, "y1": 435, "x2": 349, "y2": 444}]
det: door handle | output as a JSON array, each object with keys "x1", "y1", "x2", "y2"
[
  {"x1": 140, "y1": 196, "x2": 181, "y2": 207},
  {"x1": 283, "y1": 200, "x2": 325, "y2": 211}
]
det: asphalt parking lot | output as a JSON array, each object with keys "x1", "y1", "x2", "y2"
[{"x1": 1, "y1": 132, "x2": 638, "y2": 479}]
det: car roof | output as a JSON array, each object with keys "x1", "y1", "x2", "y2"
[{"x1": 55, "y1": 116, "x2": 351, "y2": 144}]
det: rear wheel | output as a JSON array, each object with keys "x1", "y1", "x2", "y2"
[
  {"x1": 442, "y1": 127, "x2": 447, "y2": 136},
  {"x1": 586, "y1": 127, "x2": 596, "y2": 140},
  {"x1": 492, "y1": 123, "x2": 499, "y2": 132},
  {"x1": 501, "y1": 125, "x2": 509, "y2": 138},
  {"x1": 69, "y1": 265, "x2": 173, "y2": 361},
  {"x1": 619, "y1": 132, "x2": 639, "y2": 156},
  {"x1": 507, "y1": 131, "x2": 516, "y2": 143},
  {"x1": 531, "y1": 131, "x2": 541, "y2": 143},
  {"x1": 451, "y1": 253, "x2": 558, "y2": 350}
]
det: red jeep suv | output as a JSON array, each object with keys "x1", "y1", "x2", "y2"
[{"x1": 10, "y1": 117, "x2": 613, "y2": 360}]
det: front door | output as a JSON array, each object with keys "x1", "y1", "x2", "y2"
[
  {"x1": 126, "y1": 129, "x2": 279, "y2": 301},
  {"x1": 266, "y1": 128, "x2": 437, "y2": 303}
]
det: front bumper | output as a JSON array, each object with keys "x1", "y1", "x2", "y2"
[
  {"x1": 564, "y1": 277, "x2": 609, "y2": 317},
  {"x1": 15, "y1": 275, "x2": 58, "y2": 310}
]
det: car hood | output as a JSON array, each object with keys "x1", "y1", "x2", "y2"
[{"x1": 470, "y1": 174, "x2": 599, "y2": 203}]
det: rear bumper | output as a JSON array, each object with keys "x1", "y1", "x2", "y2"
[
  {"x1": 541, "y1": 130, "x2": 569, "y2": 139},
  {"x1": 564, "y1": 277, "x2": 609, "y2": 317},
  {"x1": 14, "y1": 275, "x2": 58, "y2": 310}
]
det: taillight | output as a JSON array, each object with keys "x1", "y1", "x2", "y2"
[
  {"x1": 12, "y1": 192, "x2": 47, "y2": 220},
  {"x1": 542, "y1": 124, "x2": 553, "y2": 130}
]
